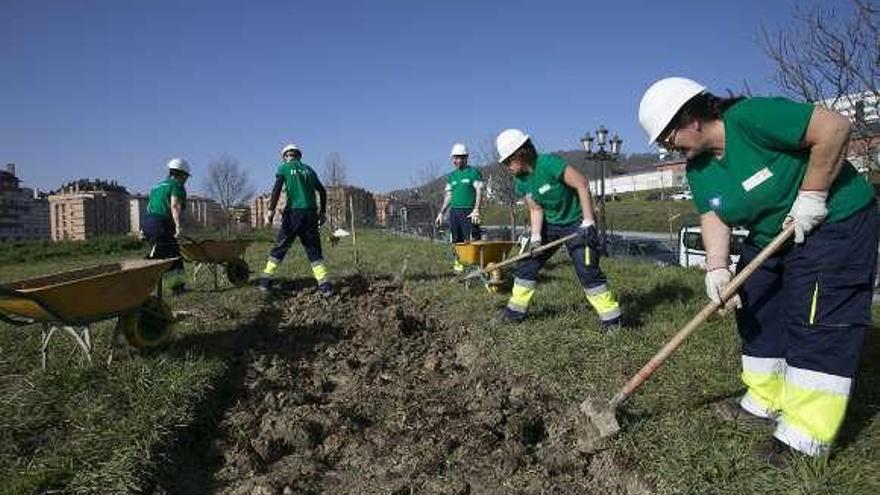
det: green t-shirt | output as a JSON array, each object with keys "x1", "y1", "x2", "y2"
[
  {"x1": 146, "y1": 177, "x2": 186, "y2": 218},
  {"x1": 276, "y1": 159, "x2": 319, "y2": 209},
  {"x1": 514, "y1": 154, "x2": 582, "y2": 225},
  {"x1": 687, "y1": 97, "x2": 874, "y2": 247},
  {"x1": 446, "y1": 166, "x2": 483, "y2": 209}
]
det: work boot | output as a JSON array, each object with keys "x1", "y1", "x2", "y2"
[
  {"x1": 257, "y1": 276, "x2": 272, "y2": 292},
  {"x1": 600, "y1": 315, "x2": 625, "y2": 332},
  {"x1": 318, "y1": 282, "x2": 334, "y2": 297},
  {"x1": 751, "y1": 437, "x2": 794, "y2": 468},
  {"x1": 501, "y1": 307, "x2": 526, "y2": 323},
  {"x1": 713, "y1": 397, "x2": 775, "y2": 429}
]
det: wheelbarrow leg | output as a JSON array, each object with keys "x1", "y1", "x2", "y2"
[
  {"x1": 41, "y1": 324, "x2": 56, "y2": 370},
  {"x1": 61, "y1": 325, "x2": 92, "y2": 365}
]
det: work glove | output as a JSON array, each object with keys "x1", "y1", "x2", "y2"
[
  {"x1": 579, "y1": 220, "x2": 599, "y2": 249},
  {"x1": 705, "y1": 267, "x2": 742, "y2": 311},
  {"x1": 525, "y1": 235, "x2": 542, "y2": 256},
  {"x1": 264, "y1": 209, "x2": 275, "y2": 226},
  {"x1": 435, "y1": 212, "x2": 444, "y2": 228},
  {"x1": 784, "y1": 190, "x2": 828, "y2": 244},
  {"x1": 318, "y1": 211, "x2": 326, "y2": 227},
  {"x1": 467, "y1": 209, "x2": 481, "y2": 225}
]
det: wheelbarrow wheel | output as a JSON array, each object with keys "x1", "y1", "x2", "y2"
[
  {"x1": 225, "y1": 259, "x2": 250, "y2": 287},
  {"x1": 119, "y1": 296, "x2": 175, "y2": 348}
]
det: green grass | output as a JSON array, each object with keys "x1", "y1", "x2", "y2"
[
  {"x1": 0, "y1": 236, "x2": 146, "y2": 265},
  {"x1": 0, "y1": 229, "x2": 878, "y2": 494}
]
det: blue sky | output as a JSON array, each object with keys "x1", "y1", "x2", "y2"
[{"x1": 2, "y1": 0, "x2": 818, "y2": 195}]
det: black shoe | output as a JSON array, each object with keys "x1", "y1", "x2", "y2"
[
  {"x1": 714, "y1": 397, "x2": 775, "y2": 429},
  {"x1": 600, "y1": 315, "x2": 624, "y2": 332},
  {"x1": 501, "y1": 307, "x2": 526, "y2": 323},
  {"x1": 170, "y1": 284, "x2": 187, "y2": 296},
  {"x1": 752, "y1": 437, "x2": 794, "y2": 468},
  {"x1": 257, "y1": 277, "x2": 272, "y2": 292},
  {"x1": 318, "y1": 282, "x2": 334, "y2": 296}
]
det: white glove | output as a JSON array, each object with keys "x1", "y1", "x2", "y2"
[
  {"x1": 705, "y1": 268, "x2": 742, "y2": 311},
  {"x1": 435, "y1": 212, "x2": 444, "y2": 227},
  {"x1": 467, "y1": 209, "x2": 481, "y2": 224},
  {"x1": 785, "y1": 190, "x2": 828, "y2": 243},
  {"x1": 264, "y1": 209, "x2": 275, "y2": 226}
]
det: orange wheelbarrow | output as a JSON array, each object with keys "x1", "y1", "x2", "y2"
[
  {"x1": 453, "y1": 241, "x2": 519, "y2": 293},
  {"x1": 0, "y1": 259, "x2": 177, "y2": 368},
  {"x1": 179, "y1": 239, "x2": 252, "y2": 290}
]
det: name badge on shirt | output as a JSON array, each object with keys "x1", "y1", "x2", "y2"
[
  {"x1": 538, "y1": 183, "x2": 552, "y2": 195},
  {"x1": 741, "y1": 167, "x2": 773, "y2": 192}
]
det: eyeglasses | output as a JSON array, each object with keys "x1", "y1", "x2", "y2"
[{"x1": 659, "y1": 126, "x2": 679, "y2": 150}]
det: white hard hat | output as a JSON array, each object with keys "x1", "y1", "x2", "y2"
[
  {"x1": 496, "y1": 128, "x2": 530, "y2": 162},
  {"x1": 639, "y1": 77, "x2": 706, "y2": 144},
  {"x1": 281, "y1": 144, "x2": 300, "y2": 156},
  {"x1": 167, "y1": 158, "x2": 190, "y2": 175},
  {"x1": 450, "y1": 143, "x2": 469, "y2": 157}
]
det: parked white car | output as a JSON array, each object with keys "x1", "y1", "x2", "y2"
[
  {"x1": 669, "y1": 191, "x2": 693, "y2": 201},
  {"x1": 678, "y1": 225, "x2": 749, "y2": 269}
]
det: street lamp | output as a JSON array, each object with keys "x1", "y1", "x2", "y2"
[{"x1": 581, "y1": 127, "x2": 623, "y2": 252}]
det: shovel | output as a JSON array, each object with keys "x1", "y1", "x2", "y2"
[
  {"x1": 457, "y1": 232, "x2": 581, "y2": 282},
  {"x1": 581, "y1": 223, "x2": 795, "y2": 438}
]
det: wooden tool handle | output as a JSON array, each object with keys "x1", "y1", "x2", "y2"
[{"x1": 611, "y1": 223, "x2": 795, "y2": 408}]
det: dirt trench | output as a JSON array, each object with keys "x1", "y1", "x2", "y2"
[{"x1": 210, "y1": 275, "x2": 652, "y2": 495}]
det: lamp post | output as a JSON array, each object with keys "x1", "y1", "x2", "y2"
[{"x1": 581, "y1": 126, "x2": 623, "y2": 252}]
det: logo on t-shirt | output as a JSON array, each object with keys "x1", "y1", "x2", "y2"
[
  {"x1": 538, "y1": 184, "x2": 552, "y2": 195},
  {"x1": 709, "y1": 195, "x2": 723, "y2": 211}
]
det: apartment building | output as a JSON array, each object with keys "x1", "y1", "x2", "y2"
[
  {"x1": 325, "y1": 185, "x2": 375, "y2": 228},
  {"x1": 48, "y1": 179, "x2": 130, "y2": 241},
  {"x1": 0, "y1": 163, "x2": 50, "y2": 241}
]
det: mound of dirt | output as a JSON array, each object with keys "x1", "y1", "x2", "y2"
[{"x1": 212, "y1": 276, "x2": 651, "y2": 495}]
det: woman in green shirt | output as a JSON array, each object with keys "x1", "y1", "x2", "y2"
[{"x1": 639, "y1": 77, "x2": 878, "y2": 463}]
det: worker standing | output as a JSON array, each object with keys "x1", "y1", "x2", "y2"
[
  {"x1": 143, "y1": 158, "x2": 190, "y2": 295},
  {"x1": 258, "y1": 144, "x2": 332, "y2": 295},
  {"x1": 638, "y1": 77, "x2": 878, "y2": 464},
  {"x1": 495, "y1": 129, "x2": 623, "y2": 330},
  {"x1": 435, "y1": 143, "x2": 484, "y2": 273}
]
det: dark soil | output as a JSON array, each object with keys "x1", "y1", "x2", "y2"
[{"x1": 209, "y1": 275, "x2": 652, "y2": 495}]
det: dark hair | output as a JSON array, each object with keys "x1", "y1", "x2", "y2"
[
  {"x1": 504, "y1": 139, "x2": 538, "y2": 166},
  {"x1": 663, "y1": 92, "x2": 746, "y2": 136}
]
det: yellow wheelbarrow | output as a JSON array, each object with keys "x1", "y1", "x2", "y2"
[
  {"x1": 0, "y1": 259, "x2": 176, "y2": 368},
  {"x1": 453, "y1": 241, "x2": 519, "y2": 293},
  {"x1": 179, "y1": 239, "x2": 252, "y2": 290}
]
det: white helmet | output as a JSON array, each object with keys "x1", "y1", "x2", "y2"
[
  {"x1": 496, "y1": 128, "x2": 530, "y2": 162},
  {"x1": 281, "y1": 144, "x2": 300, "y2": 156},
  {"x1": 450, "y1": 143, "x2": 469, "y2": 157},
  {"x1": 167, "y1": 158, "x2": 190, "y2": 175},
  {"x1": 639, "y1": 77, "x2": 706, "y2": 144}
]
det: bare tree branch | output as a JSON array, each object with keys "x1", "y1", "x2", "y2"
[
  {"x1": 321, "y1": 152, "x2": 347, "y2": 187},
  {"x1": 204, "y1": 154, "x2": 254, "y2": 210}
]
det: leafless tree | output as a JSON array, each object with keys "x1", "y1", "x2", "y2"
[
  {"x1": 761, "y1": 0, "x2": 879, "y2": 167},
  {"x1": 204, "y1": 154, "x2": 254, "y2": 209},
  {"x1": 204, "y1": 154, "x2": 254, "y2": 234},
  {"x1": 321, "y1": 152, "x2": 347, "y2": 187}
]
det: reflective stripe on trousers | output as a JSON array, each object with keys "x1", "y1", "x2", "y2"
[
  {"x1": 311, "y1": 260, "x2": 329, "y2": 284},
  {"x1": 584, "y1": 283, "x2": 620, "y2": 322},
  {"x1": 775, "y1": 366, "x2": 852, "y2": 456},
  {"x1": 506, "y1": 277, "x2": 535, "y2": 315}
]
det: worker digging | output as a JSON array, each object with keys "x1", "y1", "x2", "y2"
[
  {"x1": 495, "y1": 128, "x2": 625, "y2": 330},
  {"x1": 637, "y1": 76, "x2": 879, "y2": 465},
  {"x1": 258, "y1": 143, "x2": 333, "y2": 296},
  {"x1": 435, "y1": 142, "x2": 485, "y2": 273}
]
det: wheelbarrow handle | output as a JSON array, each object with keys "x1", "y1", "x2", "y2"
[
  {"x1": 459, "y1": 232, "x2": 581, "y2": 281},
  {"x1": 610, "y1": 223, "x2": 795, "y2": 409}
]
